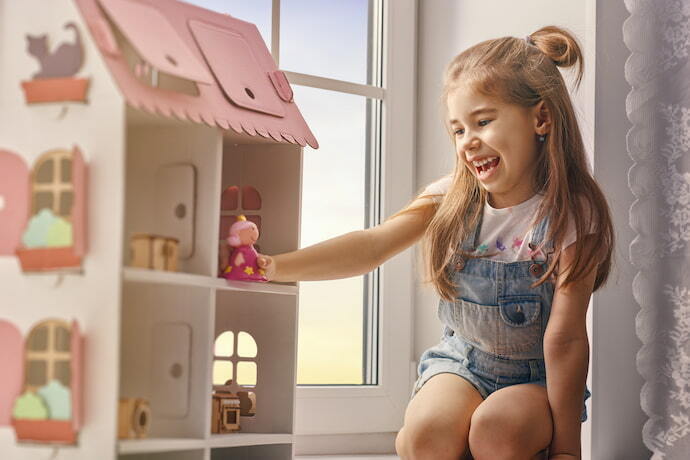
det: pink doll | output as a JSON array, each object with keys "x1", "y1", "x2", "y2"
[{"x1": 222, "y1": 215, "x2": 268, "y2": 282}]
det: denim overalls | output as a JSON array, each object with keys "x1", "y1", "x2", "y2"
[{"x1": 411, "y1": 210, "x2": 591, "y2": 423}]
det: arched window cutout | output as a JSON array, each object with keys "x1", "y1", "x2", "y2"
[
  {"x1": 25, "y1": 320, "x2": 71, "y2": 392},
  {"x1": 214, "y1": 331, "x2": 234, "y2": 357},
  {"x1": 237, "y1": 331, "x2": 257, "y2": 358}
]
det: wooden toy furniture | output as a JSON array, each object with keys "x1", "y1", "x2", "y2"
[
  {"x1": 129, "y1": 233, "x2": 180, "y2": 271},
  {"x1": 117, "y1": 398, "x2": 151, "y2": 440},
  {"x1": 211, "y1": 390, "x2": 241, "y2": 434},
  {"x1": 0, "y1": 0, "x2": 318, "y2": 459}
]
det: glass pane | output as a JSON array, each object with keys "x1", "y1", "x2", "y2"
[
  {"x1": 237, "y1": 331, "x2": 257, "y2": 358},
  {"x1": 33, "y1": 191, "x2": 54, "y2": 214},
  {"x1": 54, "y1": 360, "x2": 71, "y2": 386},
  {"x1": 59, "y1": 191, "x2": 74, "y2": 217},
  {"x1": 27, "y1": 326, "x2": 48, "y2": 351},
  {"x1": 281, "y1": 0, "x2": 373, "y2": 84},
  {"x1": 27, "y1": 360, "x2": 47, "y2": 386},
  {"x1": 55, "y1": 326, "x2": 71, "y2": 352},
  {"x1": 61, "y1": 158, "x2": 72, "y2": 183},
  {"x1": 215, "y1": 331, "x2": 234, "y2": 357},
  {"x1": 236, "y1": 361, "x2": 257, "y2": 386},
  {"x1": 213, "y1": 360, "x2": 233, "y2": 385},
  {"x1": 183, "y1": 0, "x2": 273, "y2": 50},
  {"x1": 293, "y1": 85, "x2": 368, "y2": 385},
  {"x1": 35, "y1": 159, "x2": 54, "y2": 183}
]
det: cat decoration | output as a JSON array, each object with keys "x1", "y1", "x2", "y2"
[{"x1": 21, "y1": 22, "x2": 90, "y2": 104}]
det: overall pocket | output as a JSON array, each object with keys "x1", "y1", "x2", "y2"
[
  {"x1": 496, "y1": 294, "x2": 542, "y2": 354},
  {"x1": 438, "y1": 295, "x2": 542, "y2": 356},
  {"x1": 438, "y1": 297, "x2": 501, "y2": 353}
]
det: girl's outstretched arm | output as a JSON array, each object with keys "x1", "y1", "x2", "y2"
[
  {"x1": 543, "y1": 235, "x2": 598, "y2": 459},
  {"x1": 257, "y1": 196, "x2": 436, "y2": 282}
]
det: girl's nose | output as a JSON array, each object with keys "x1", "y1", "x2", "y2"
[{"x1": 460, "y1": 136, "x2": 480, "y2": 156}]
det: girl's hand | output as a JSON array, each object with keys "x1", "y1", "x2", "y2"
[{"x1": 256, "y1": 254, "x2": 275, "y2": 281}]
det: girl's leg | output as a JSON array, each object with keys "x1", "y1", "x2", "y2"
[
  {"x1": 396, "y1": 373, "x2": 484, "y2": 460},
  {"x1": 468, "y1": 383, "x2": 553, "y2": 460}
]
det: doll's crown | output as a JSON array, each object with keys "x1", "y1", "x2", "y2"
[{"x1": 237, "y1": 214, "x2": 247, "y2": 221}]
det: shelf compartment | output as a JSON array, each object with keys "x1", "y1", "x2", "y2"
[
  {"x1": 123, "y1": 267, "x2": 297, "y2": 295},
  {"x1": 120, "y1": 283, "x2": 213, "y2": 439},
  {"x1": 217, "y1": 142, "x2": 301, "y2": 278},
  {"x1": 211, "y1": 443, "x2": 292, "y2": 460},
  {"x1": 124, "y1": 116, "x2": 222, "y2": 277},
  {"x1": 213, "y1": 290, "x2": 298, "y2": 435}
]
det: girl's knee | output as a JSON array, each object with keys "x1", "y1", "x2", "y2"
[{"x1": 396, "y1": 420, "x2": 470, "y2": 460}]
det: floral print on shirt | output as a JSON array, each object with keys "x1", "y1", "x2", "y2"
[{"x1": 496, "y1": 238, "x2": 507, "y2": 251}]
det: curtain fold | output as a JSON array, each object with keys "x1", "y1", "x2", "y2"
[{"x1": 624, "y1": 0, "x2": 690, "y2": 458}]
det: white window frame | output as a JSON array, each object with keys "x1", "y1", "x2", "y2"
[{"x1": 267, "y1": 0, "x2": 417, "y2": 441}]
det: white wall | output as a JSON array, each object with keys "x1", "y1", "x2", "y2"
[
  {"x1": 591, "y1": 0, "x2": 650, "y2": 458},
  {"x1": 413, "y1": 0, "x2": 602, "y2": 458}
]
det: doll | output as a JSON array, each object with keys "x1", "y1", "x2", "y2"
[{"x1": 222, "y1": 215, "x2": 268, "y2": 282}]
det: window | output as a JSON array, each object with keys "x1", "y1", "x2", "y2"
[
  {"x1": 31, "y1": 150, "x2": 74, "y2": 217},
  {"x1": 213, "y1": 330, "x2": 258, "y2": 387},
  {"x1": 25, "y1": 320, "x2": 71, "y2": 392}
]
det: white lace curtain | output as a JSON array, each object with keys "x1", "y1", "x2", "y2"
[{"x1": 624, "y1": 0, "x2": 690, "y2": 458}]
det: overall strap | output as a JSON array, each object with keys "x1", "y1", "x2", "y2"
[
  {"x1": 460, "y1": 207, "x2": 484, "y2": 252},
  {"x1": 528, "y1": 213, "x2": 554, "y2": 253}
]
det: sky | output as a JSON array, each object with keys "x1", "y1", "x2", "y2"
[{"x1": 185, "y1": 0, "x2": 373, "y2": 385}]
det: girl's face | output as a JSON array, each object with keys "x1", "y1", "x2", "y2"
[{"x1": 447, "y1": 84, "x2": 550, "y2": 208}]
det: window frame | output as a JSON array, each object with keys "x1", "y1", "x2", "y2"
[
  {"x1": 31, "y1": 150, "x2": 73, "y2": 218},
  {"x1": 268, "y1": 0, "x2": 417, "y2": 439},
  {"x1": 25, "y1": 319, "x2": 72, "y2": 392}
]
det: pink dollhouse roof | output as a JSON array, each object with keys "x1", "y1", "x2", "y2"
[{"x1": 74, "y1": 0, "x2": 318, "y2": 149}]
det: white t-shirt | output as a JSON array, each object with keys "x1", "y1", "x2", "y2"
[{"x1": 421, "y1": 174, "x2": 581, "y2": 262}]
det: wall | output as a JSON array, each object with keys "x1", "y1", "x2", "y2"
[{"x1": 591, "y1": 0, "x2": 651, "y2": 458}]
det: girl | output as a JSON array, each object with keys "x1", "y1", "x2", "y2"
[{"x1": 257, "y1": 25, "x2": 614, "y2": 460}]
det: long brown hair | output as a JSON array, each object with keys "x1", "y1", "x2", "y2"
[{"x1": 388, "y1": 26, "x2": 614, "y2": 302}]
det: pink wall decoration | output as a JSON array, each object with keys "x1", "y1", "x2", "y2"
[
  {"x1": 0, "y1": 321, "x2": 24, "y2": 426},
  {"x1": 0, "y1": 150, "x2": 29, "y2": 255},
  {"x1": 12, "y1": 319, "x2": 85, "y2": 445},
  {"x1": 15, "y1": 145, "x2": 88, "y2": 272},
  {"x1": 70, "y1": 321, "x2": 84, "y2": 430},
  {"x1": 21, "y1": 22, "x2": 90, "y2": 104}
]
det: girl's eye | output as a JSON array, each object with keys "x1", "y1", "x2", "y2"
[{"x1": 454, "y1": 120, "x2": 491, "y2": 136}]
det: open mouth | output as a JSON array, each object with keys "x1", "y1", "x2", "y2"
[{"x1": 473, "y1": 156, "x2": 500, "y2": 179}]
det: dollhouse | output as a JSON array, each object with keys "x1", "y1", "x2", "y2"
[{"x1": 0, "y1": 0, "x2": 317, "y2": 459}]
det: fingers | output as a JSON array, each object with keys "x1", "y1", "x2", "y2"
[{"x1": 257, "y1": 255, "x2": 271, "y2": 268}]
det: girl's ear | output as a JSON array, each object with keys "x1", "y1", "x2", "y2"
[{"x1": 533, "y1": 100, "x2": 552, "y2": 135}]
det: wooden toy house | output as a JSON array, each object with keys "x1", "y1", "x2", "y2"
[{"x1": 0, "y1": 0, "x2": 317, "y2": 459}]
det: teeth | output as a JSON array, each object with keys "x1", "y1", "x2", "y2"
[{"x1": 472, "y1": 156, "x2": 498, "y2": 167}]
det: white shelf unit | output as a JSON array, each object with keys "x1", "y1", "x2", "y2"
[{"x1": 119, "y1": 109, "x2": 303, "y2": 459}]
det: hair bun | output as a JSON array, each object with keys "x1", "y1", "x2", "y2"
[{"x1": 530, "y1": 25, "x2": 584, "y2": 88}]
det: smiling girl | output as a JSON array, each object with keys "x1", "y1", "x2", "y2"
[{"x1": 257, "y1": 25, "x2": 614, "y2": 460}]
